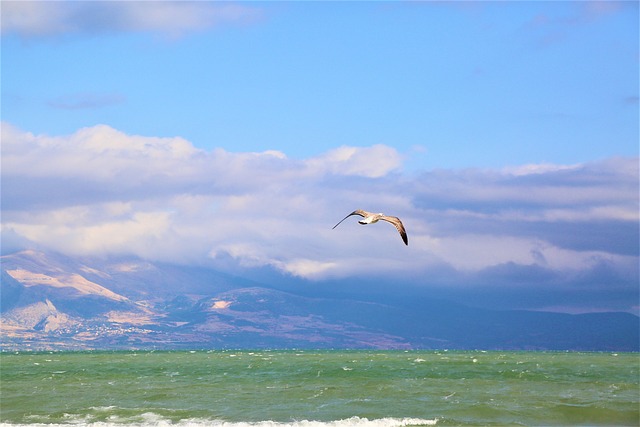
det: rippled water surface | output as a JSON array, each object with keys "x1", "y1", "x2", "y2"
[{"x1": 1, "y1": 350, "x2": 637, "y2": 426}]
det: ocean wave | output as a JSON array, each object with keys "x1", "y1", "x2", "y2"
[{"x1": 0, "y1": 415, "x2": 438, "y2": 427}]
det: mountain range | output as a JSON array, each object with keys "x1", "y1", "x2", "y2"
[{"x1": 1, "y1": 250, "x2": 637, "y2": 351}]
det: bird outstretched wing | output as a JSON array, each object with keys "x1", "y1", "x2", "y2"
[
  {"x1": 380, "y1": 215, "x2": 408, "y2": 245},
  {"x1": 331, "y1": 210, "x2": 370, "y2": 229}
]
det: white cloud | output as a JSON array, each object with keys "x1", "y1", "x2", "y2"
[
  {"x1": 2, "y1": 123, "x2": 637, "y2": 298},
  {"x1": 425, "y1": 233, "x2": 635, "y2": 276},
  {"x1": 425, "y1": 234, "x2": 541, "y2": 271},
  {"x1": 503, "y1": 163, "x2": 580, "y2": 176},
  {"x1": 304, "y1": 144, "x2": 402, "y2": 178},
  {"x1": 1, "y1": 123, "x2": 201, "y2": 181},
  {"x1": 1, "y1": 2, "x2": 263, "y2": 39},
  {"x1": 5, "y1": 206, "x2": 172, "y2": 259},
  {"x1": 1, "y1": 1, "x2": 68, "y2": 37},
  {"x1": 1, "y1": 123, "x2": 410, "y2": 266},
  {"x1": 271, "y1": 259, "x2": 338, "y2": 279}
]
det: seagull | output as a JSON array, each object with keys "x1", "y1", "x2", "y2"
[{"x1": 332, "y1": 209, "x2": 408, "y2": 245}]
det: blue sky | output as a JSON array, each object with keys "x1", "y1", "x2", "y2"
[
  {"x1": 1, "y1": 1, "x2": 638, "y2": 314},
  {"x1": 3, "y1": 1, "x2": 637, "y2": 169}
]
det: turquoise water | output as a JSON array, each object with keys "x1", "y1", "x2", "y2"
[{"x1": 0, "y1": 350, "x2": 638, "y2": 426}]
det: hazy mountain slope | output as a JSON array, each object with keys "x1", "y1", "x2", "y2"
[{"x1": 1, "y1": 250, "x2": 638, "y2": 351}]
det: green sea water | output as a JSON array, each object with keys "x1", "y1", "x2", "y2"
[{"x1": 0, "y1": 350, "x2": 638, "y2": 426}]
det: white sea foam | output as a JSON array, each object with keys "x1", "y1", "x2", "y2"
[{"x1": 0, "y1": 416, "x2": 438, "y2": 427}]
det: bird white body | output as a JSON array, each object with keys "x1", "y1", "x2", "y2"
[{"x1": 358, "y1": 213, "x2": 384, "y2": 225}]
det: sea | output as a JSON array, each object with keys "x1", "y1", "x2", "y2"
[{"x1": 0, "y1": 350, "x2": 638, "y2": 427}]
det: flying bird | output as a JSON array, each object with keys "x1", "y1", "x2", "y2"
[{"x1": 332, "y1": 209, "x2": 408, "y2": 245}]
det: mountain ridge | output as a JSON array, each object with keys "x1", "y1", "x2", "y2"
[{"x1": 1, "y1": 250, "x2": 637, "y2": 351}]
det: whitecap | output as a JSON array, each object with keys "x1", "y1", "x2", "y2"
[
  {"x1": 88, "y1": 406, "x2": 118, "y2": 412},
  {"x1": 0, "y1": 417, "x2": 439, "y2": 427}
]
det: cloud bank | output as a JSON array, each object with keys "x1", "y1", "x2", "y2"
[{"x1": 2, "y1": 123, "x2": 637, "y2": 313}]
